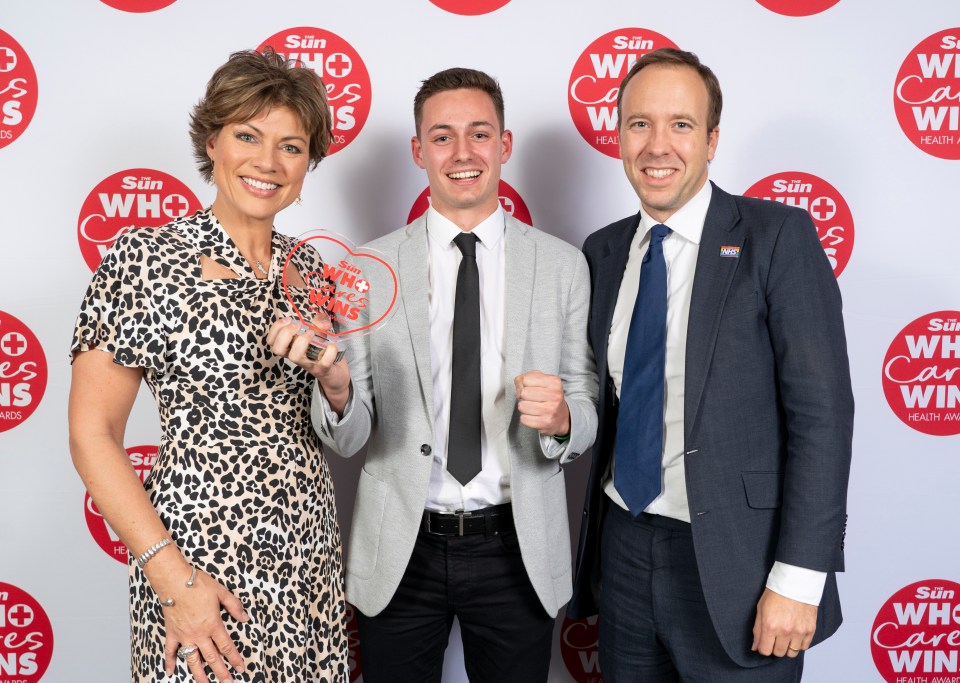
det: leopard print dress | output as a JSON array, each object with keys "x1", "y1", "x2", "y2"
[{"x1": 71, "y1": 210, "x2": 349, "y2": 682}]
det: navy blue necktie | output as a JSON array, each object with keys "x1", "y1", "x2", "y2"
[
  {"x1": 448, "y1": 232, "x2": 482, "y2": 485},
  {"x1": 614, "y1": 223, "x2": 671, "y2": 516}
]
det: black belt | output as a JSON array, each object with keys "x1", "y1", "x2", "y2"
[{"x1": 421, "y1": 503, "x2": 514, "y2": 537}]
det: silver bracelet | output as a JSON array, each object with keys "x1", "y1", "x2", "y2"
[
  {"x1": 158, "y1": 564, "x2": 197, "y2": 607},
  {"x1": 136, "y1": 538, "x2": 172, "y2": 569}
]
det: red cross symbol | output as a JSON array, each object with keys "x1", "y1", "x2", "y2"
[
  {"x1": 499, "y1": 196, "x2": 515, "y2": 214},
  {"x1": 1, "y1": 332, "x2": 27, "y2": 357},
  {"x1": 810, "y1": 197, "x2": 836, "y2": 221},
  {"x1": 7, "y1": 603, "x2": 34, "y2": 628},
  {"x1": 325, "y1": 53, "x2": 352, "y2": 79},
  {"x1": 355, "y1": 279, "x2": 370, "y2": 293},
  {"x1": 163, "y1": 194, "x2": 190, "y2": 217},
  {"x1": 0, "y1": 47, "x2": 17, "y2": 72}
]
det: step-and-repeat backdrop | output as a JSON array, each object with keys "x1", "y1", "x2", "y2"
[{"x1": 2, "y1": 1, "x2": 959, "y2": 681}]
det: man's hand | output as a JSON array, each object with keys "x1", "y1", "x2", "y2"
[
  {"x1": 514, "y1": 370, "x2": 570, "y2": 437},
  {"x1": 267, "y1": 317, "x2": 351, "y2": 415},
  {"x1": 752, "y1": 588, "x2": 817, "y2": 658}
]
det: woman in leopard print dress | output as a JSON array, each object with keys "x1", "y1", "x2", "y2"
[{"x1": 68, "y1": 48, "x2": 348, "y2": 683}]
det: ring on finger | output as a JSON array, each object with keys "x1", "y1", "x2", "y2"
[
  {"x1": 788, "y1": 646, "x2": 802, "y2": 653},
  {"x1": 177, "y1": 645, "x2": 199, "y2": 660}
]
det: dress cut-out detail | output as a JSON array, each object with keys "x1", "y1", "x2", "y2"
[{"x1": 200, "y1": 253, "x2": 240, "y2": 280}]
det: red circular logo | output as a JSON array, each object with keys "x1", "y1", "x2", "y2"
[
  {"x1": 259, "y1": 28, "x2": 371, "y2": 156},
  {"x1": 743, "y1": 171, "x2": 854, "y2": 277},
  {"x1": 84, "y1": 445, "x2": 158, "y2": 563},
  {"x1": 428, "y1": 0, "x2": 511, "y2": 15},
  {"x1": 560, "y1": 615, "x2": 603, "y2": 682},
  {"x1": 77, "y1": 168, "x2": 201, "y2": 272},
  {"x1": 871, "y1": 579, "x2": 960, "y2": 682},
  {"x1": 0, "y1": 29, "x2": 39, "y2": 150},
  {"x1": 99, "y1": 0, "x2": 178, "y2": 10},
  {"x1": 882, "y1": 311, "x2": 960, "y2": 436},
  {"x1": 0, "y1": 582, "x2": 54, "y2": 681},
  {"x1": 0, "y1": 311, "x2": 47, "y2": 434},
  {"x1": 568, "y1": 28, "x2": 678, "y2": 159},
  {"x1": 754, "y1": 0, "x2": 841, "y2": 16},
  {"x1": 407, "y1": 179, "x2": 532, "y2": 226},
  {"x1": 894, "y1": 29, "x2": 960, "y2": 160}
]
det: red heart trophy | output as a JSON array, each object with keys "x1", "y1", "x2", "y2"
[{"x1": 281, "y1": 230, "x2": 399, "y2": 360}]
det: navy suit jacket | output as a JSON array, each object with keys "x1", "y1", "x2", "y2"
[{"x1": 568, "y1": 183, "x2": 854, "y2": 667}]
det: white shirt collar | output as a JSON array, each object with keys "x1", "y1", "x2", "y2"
[
  {"x1": 425, "y1": 205, "x2": 506, "y2": 251},
  {"x1": 639, "y1": 180, "x2": 713, "y2": 245}
]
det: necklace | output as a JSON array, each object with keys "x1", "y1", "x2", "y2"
[{"x1": 254, "y1": 259, "x2": 269, "y2": 277}]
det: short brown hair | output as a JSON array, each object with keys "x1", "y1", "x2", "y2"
[
  {"x1": 413, "y1": 67, "x2": 505, "y2": 136},
  {"x1": 617, "y1": 48, "x2": 723, "y2": 133},
  {"x1": 189, "y1": 47, "x2": 333, "y2": 183}
]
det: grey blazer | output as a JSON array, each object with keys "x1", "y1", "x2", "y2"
[
  {"x1": 314, "y1": 213, "x2": 599, "y2": 618},
  {"x1": 569, "y1": 183, "x2": 854, "y2": 667}
]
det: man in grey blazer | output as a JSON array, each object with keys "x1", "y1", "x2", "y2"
[
  {"x1": 567, "y1": 49, "x2": 854, "y2": 681},
  {"x1": 275, "y1": 68, "x2": 598, "y2": 682}
]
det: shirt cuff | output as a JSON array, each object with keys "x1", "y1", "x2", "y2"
[
  {"x1": 319, "y1": 383, "x2": 354, "y2": 427},
  {"x1": 765, "y1": 561, "x2": 827, "y2": 606},
  {"x1": 539, "y1": 432, "x2": 567, "y2": 458}
]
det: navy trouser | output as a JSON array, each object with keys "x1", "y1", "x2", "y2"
[{"x1": 599, "y1": 503, "x2": 803, "y2": 682}]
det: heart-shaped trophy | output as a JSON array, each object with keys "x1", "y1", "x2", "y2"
[{"x1": 281, "y1": 230, "x2": 399, "y2": 360}]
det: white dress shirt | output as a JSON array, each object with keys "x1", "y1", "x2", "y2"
[
  {"x1": 424, "y1": 207, "x2": 510, "y2": 512},
  {"x1": 319, "y1": 206, "x2": 568, "y2": 511},
  {"x1": 603, "y1": 181, "x2": 827, "y2": 606}
]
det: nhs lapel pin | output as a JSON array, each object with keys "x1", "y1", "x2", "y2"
[{"x1": 719, "y1": 245, "x2": 741, "y2": 258}]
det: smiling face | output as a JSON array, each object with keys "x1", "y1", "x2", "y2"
[
  {"x1": 206, "y1": 105, "x2": 310, "y2": 230},
  {"x1": 411, "y1": 88, "x2": 513, "y2": 230},
  {"x1": 618, "y1": 64, "x2": 719, "y2": 224}
]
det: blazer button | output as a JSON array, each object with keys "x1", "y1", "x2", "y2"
[{"x1": 420, "y1": 444, "x2": 432, "y2": 456}]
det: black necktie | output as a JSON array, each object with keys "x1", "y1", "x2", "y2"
[
  {"x1": 447, "y1": 232, "x2": 482, "y2": 485},
  {"x1": 614, "y1": 223, "x2": 671, "y2": 515}
]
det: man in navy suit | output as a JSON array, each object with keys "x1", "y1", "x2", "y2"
[{"x1": 568, "y1": 48, "x2": 854, "y2": 681}]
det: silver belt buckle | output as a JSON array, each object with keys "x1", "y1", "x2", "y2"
[{"x1": 455, "y1": 509, "x2": 474, "y2": 536}]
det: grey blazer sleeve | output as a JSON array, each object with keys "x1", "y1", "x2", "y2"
[
  {"x1": 310, "y1": 313, "x2": 375, "y2": 459},
  {"x1": 552, "y1": 250, "x2": 599, "y2": 463}
]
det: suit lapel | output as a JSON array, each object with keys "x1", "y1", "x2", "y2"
[
  {"x1": 684, "y1": 184, "x2": 744, "y2": 440},
  {"x1": 503, "y1": 215, "x2": 534, "y2": 425},
  {"x1": 593, "y1": 213, "x2": 640, "y2": 382},
  {"x1": 397, "y1": 217, "x2": 434, "y2": 414}
]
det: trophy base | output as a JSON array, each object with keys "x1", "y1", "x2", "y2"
[{"x1": 306, "y1": 342, "x2": 345, "y2": 364}]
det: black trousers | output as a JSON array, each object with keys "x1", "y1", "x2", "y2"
[{"x1": 357, "y1": 525, "x2": 554, "y2": 683}]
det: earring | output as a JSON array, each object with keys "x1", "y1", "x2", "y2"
[{"x1": 295, "y1": 195, "x2": 303, "y2": 206}]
